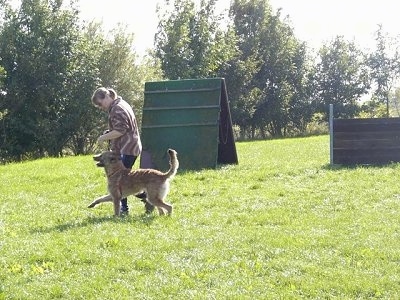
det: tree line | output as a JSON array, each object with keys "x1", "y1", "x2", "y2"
[{"x1": 0, "y1": 0, "x2": 399, "y2": 162}]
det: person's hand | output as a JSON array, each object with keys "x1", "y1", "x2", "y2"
[{"x1": 97, "y1": 135, "x2": 107, "y2": 148}]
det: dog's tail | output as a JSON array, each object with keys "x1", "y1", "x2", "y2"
[{"x1": 164, "y1": 148, "x2": 179, "y2": 179}]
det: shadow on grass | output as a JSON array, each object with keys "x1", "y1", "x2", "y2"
[
  {"x1": 321, "y1": 162, "x2": 400, "y2": 171},
  {"x1": 30, "y1": 213, "x2": 156, "y2": 234}
]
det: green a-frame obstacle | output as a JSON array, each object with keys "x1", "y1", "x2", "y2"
[{"x1": 140, "y1": 78, "x2": 238, "y2": 171}]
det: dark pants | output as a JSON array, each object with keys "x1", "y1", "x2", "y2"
[{"x1": 120, "y1": 155, "x2": 137, "y2": 211}]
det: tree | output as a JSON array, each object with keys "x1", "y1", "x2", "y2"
[
  {"x1": 359, "y1": 100, "x2": 387, "y2": 118},
  {"x1": 95, "y1": 24, "x2": 146, "y2": 125},
  {"x1": 255, "y1": 11, "x2": 313, "y2": 137},
  {"x1": 154, "y1": 0, "x2": 234, "y2": 79},
  {"x1": 314, "y1": 36, "x2": 370, "y2": 119},
  {"x1": 222, "y1": 0, "x2": 265, "y2": 138},
  {"x1": 61, "y1": 20, "x2": 105, "y2": 155},
  {"x1": 134, "y1": 52, "x2": 164, "y2": 123},
  {"x1": 0, "y1": 0, "x2": 86, "y2": 159},
  {"x1": 390, "y1": 87, "x2": 400, "y2": 117},
  {"x1": 0, "y1": 0, "x2": 162, "y2": 160},
  {"x1": 63, "y1": 19, "x2": 163, "y2": 155},
  {"x1": 368, "y1": 25, "x2": 400, "y2": 117},
  {"x1": 227, "y1": 0, "x2": 313, "y2": 137},
  {"x1": 0, "y1": 65, "x2": 5, "y2": 90}
]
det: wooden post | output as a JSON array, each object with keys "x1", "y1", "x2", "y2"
[{"x1": 329, "y1": 104, "x2": 333, "y2": 166}]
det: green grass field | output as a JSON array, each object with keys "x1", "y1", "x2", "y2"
[{"x1": 1, "y1": 135, "x2": 399, "y2": 299}]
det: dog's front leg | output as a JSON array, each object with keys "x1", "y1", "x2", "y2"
[
  {"x1": 112, "y1": 196, "x2": 121, "y2": 216},
  {"x1": 88, "y1": 194, "x2": 112, "y2": 208}
]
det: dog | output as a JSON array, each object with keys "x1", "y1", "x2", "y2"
[{"x1": 88, "y1": 149, "x2": 179, "y2": 216}]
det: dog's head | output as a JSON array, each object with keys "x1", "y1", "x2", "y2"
[
  {"x1": 93, "y1": 151, "x2": 121, "y2": 168},
  {"x1": 168, "y1": 148, "x2": 176, "y2": 155}
]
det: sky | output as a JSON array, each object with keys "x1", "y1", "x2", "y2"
[
  {"x1": 70, "y1": 1, "x2": 400, "y2": 56},
  {"x1": 269, "y1": 0, "x2": 399, "y2": 50}
]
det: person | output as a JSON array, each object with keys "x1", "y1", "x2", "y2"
[{"x1": 91, "y1": 87, "x2": 153, "y2": 214}]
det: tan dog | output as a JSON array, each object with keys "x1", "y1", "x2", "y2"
[{"x1": 88, "y1": 149, "x2": 178, "y2": 216}]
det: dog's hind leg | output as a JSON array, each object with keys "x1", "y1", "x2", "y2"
[
  {"x1": 148, "y1": 197, "x2": 173, "y2": 216},
  {"x1": 88, "y1": 194, "x2": 112, "y2": 208},
  {"x1": 156, "y1": 206, "x2": 166, "y2": 215},
  {"x1": 159, "y1": 201, "x2": 173, "y2": 215},
  {"x1": 146, "y1": 183, "x2": 173, "y2": 216}
]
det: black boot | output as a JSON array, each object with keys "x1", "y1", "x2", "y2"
[
  {"x1": 144, "y1": 201, "x2": 155, "y2": 214},
  {"x1": 135, "y1": 192, "x2": 154, "y2": 214},
  {"x1": 120, "y1": 198, "x2": 129, "y2": 215}
]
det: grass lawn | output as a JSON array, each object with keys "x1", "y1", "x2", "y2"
[{"x1": 1, "y1": 135, "x2": 399, "y2": 299}]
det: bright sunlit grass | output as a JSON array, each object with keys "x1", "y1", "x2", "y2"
[{"x1": 1, "y1": 135, "x2": 399, "y2": 299}]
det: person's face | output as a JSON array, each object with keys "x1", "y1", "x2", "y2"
[{"x1": 95, "y1": 95, "x2": 111, "y2": 111}]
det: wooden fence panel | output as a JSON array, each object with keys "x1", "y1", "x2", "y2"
[{"x1": 331, "y1": 117, "x2": 400, "y2": 165}]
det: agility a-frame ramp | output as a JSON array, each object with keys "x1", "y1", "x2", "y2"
[{"x1": 140, "y1": 78, "x2": 238, "y2": 171}]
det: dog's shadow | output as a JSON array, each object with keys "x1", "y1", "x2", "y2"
[{"x1": 30, "y1": 213, "x2": 156, "y2": 234}]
